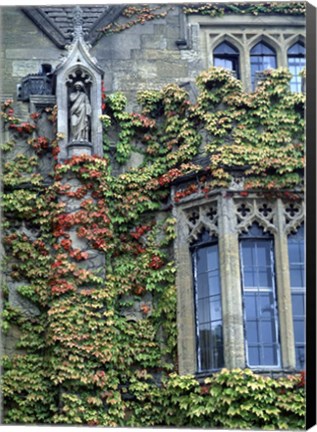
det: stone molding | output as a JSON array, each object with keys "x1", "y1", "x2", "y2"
[{"x1": 185, "y1": 14, "x2": 305, "y2": 91}]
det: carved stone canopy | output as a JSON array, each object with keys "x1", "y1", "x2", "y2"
[
  {"x1": 22, "y1": 6, "x2": 124, "y2": 48},
  {"x1": 54, "y1": 7, "x2": 104, "y2": 160}
]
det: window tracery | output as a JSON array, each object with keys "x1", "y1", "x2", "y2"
[
  {"x1": 235, "y1": 198, "x2": 276, "y2": 234},
  {"x1": 175, "y1": 193, "x2": 305, "y2": 375},
  {"x1": 183, "y1": 201, "x2": 219, "y2": 242}
]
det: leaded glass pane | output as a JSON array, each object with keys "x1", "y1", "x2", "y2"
[
  {"x1": 263, "y1": 346, "x2": 278, "y2": 365},
  {"x1": 292, "y1": 292, "x2": 305, "y2": 316},
  {"x1": 294, "y1": 320, "x2": 305, "y2": 343},
  {"x1": 251, "y1": 42, "x2": 275, "y2": 55},
  {"x1": 248, "y1": 346, "x2": 260, "y2": 365},
  {"x1": 214, "y1": 41, "x2": 239, "y2": 55},
  {"x1": 213, "y1": 41, "x2": 239, "y2": 77},
  {"x1": 214, "y1": 58, "x2": 235, "y2": 70},
  {"x1": 250, "y1": 42, "x2": 276, "y2": 90},
  {"x1": 288, "y1": 42, "x2": 305, "y2": 55},
  {"x1": 208, "y1": 273, "x2": 220, "y2": 295},
  {"x1": 197, "y1": 273, "x2": 209, "y2": 299},
  {"x1": 246, "y1": 321, "x2": 258, "y2": 343},
  {"x1": 288, "y1": 43, "x2": 305, "y2": 92}
]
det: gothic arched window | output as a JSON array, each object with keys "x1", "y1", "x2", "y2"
[
  {"x1": 250, "y1": 41, "x2": 277, "y2": 90},
  {"x1": 191, "y1": 229, "x2": 224, "y2": 372},
  {"x1": 213, "y1": 41, "x2": 240, "y2": 78},
  {"x1": 240, "y1": 223, "x2": 280, "y2": 367},
  {"x1": 288, "y1": 42, "x2": 306, "y2": 93}
]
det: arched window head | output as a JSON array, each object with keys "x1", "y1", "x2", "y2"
[
  {"x1": 288, "y1": 42, "x2": 306, "y2": 93},
  {"x1": 250, "y1": 41, "x2": 277, "y2": 90},
  {"x1": 213, "y1": 41, "x2": 240, "y2": 78}
]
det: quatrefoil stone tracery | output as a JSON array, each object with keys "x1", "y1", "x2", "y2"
[
  {"x1": 184, "y1": 203, "x2": 218, "y2": 240},
  {"x1": 235, "y1": 199, "x2": 276, "y2": 234},
  {"x1": 284, "y1": 201, "x2": 304, "y2": 234}
]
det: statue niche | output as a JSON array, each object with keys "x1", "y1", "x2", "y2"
[{"x1": 54, "y1": 5, "x2": 104, "y2": 161}]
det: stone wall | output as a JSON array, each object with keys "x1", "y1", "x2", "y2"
[{"x1": 1, "y1": 6, "x2": 202, "y2": 110}]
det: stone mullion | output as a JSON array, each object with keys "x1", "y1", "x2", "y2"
[
  {"x1": 274, "y1": 199, "x2": 296, "y2": 369},
  {"x1": 173, "y1": 202, "x2": 196, "y2": 375},
  {"x1": 218, "y1": 194, "x2": 245, "y2": 368}
]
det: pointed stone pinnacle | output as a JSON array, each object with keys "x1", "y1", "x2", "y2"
[{"x1": 72, "y1": 6, "x2": 84, "y2": 41}]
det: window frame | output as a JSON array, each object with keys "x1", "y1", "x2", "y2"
[
  {"x1": 287, "y1": 41, "x2": 306, "y2": 93},
  {"x1": 250, "y1": 41, "x2": 277, "y2": 90},
  {"x1": 191, "y1": 231, "x2": 224, "y2": 373},
  {"x1": 239, "y1": 224, "x2": 281, "y2": 369},
  {"x1": 287, "y1": 224, "x2": 305, "y2": 370},
  {"x1": 213, "y1": 41, "x2": 240, "y2": 78}
]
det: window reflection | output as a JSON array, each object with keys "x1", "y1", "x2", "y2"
[
  {"x1": 250, "y1": 41, "x2": 276, "y2": 90},
  {"x1": 288, "y1": 225, "x2": 305, "y2": 369},
  {"x1": 288, "y1": 42, "x2": 305, "y2": 93},
  {"x1": 192, "y1": 230, "x2": 224, "y2": 372},
  {"x1": 213, "y1": 41, "x2": 240, "y2": 78}
]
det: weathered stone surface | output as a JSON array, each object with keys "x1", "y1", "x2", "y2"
[
  {"x1": 9, "y1": 283, "x2": 41, "y2": 317},
  {"x1": 6, "y1": 49, "x2": 61, "y2": 60},
  {"x1": 126, "y1": 151, "x2": 144, "y2": 170},
  {"x1": 68, "y1": 229, "x2": 88, "y2": 251},
  {"x1": 121, "y1": 293, "x2": 153, "y2": 321},
  {"x1": 79, "y1": 252, "x2": 106, "y2": 271},
  {"x1": 12, "y1": 60, "x2": 46, "y2": 77},
  {"x1": 2, "y1": 325, "x2": 23, "y2": 356}
]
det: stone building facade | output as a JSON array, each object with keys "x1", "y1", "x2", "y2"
[{"x1": 0, "y1": 3, "x2": 306, "y2": 426}]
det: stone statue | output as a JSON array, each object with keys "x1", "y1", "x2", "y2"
[{"x1": 69, "y1": 81, "x2": 91, "y2": 141}]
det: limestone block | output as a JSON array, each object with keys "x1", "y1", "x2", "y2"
[
  {"x1": 38, "y1": 154, "x2": 54, "y2": 183},
  {"x1": 81, "y1": 251, "x2": 105, "y2": 271},
  {"x1": 6, "y1": 48, "x2": 61, "y2": 60},
  {"x1": 68, "y1": 230, "x2": 89, "y2": 251},
  {"x1": 9, "y1": 283, "x2": 41, "y2": 317},
  {"x1": 125, "y1": 151, "x2": 144, "y2": 170},
  {"x1": 37, "y1": 114, "x2": 56, "y2": 141},
  {"x1": 120, "y1": 292, "x2": 153, "y2": 321},
  {"x1": 2, "y1": 325, "x2": 23, "y2": 356},
  {"x1": 133, "y1": 49, "x2": 180, "y2": 62},
  {"x1": 156, "y1": 61, "x2": 188, "y2": 79},
  {"x1": 141, "y1": 34, "x2": 167, "y2": 50},
  {"x1": 12, "y1": 60, "x2": 42, "y2": 77}
]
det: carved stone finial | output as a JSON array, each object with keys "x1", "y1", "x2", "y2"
[{"x1": 72, "y1": 6, "x2": 84, "y2": 41}]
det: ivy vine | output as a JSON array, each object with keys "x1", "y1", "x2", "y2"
[
  {"x1": 99, "y1": 3, "x2": 305, "y2": 36},
  {"x1": 1, "y1": 66, "x2": 305, "y2": 427}
]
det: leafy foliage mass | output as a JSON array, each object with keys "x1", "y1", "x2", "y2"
[
  {"x1": 183, "y1": 2, "x2": 305, "y2": 16},
  {"x1": 1, "y1": 67, "x2": 305, "y2": 427},
  {"x1": 99, "y1": 3, "x2": 305, "y2": 35}
]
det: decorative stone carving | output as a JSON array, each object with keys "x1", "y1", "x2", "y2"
[
  {"x1": 235, "y1": 198, "x2": 277, "y2": 234},
  {"x1": 55, "y1": 6, "x2": 104, "y2": 160},
  {"x1": 283, "y1": 200, "x2": 305, "y2": 234},
  {"x1": 183, "y1": 199, "x2": 219, "y2": 242}
]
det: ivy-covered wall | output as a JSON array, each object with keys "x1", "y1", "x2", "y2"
[
  {"x1": 1, "y1": 65, "x2": 305, "y2": 427},
  {"x1": 1, "y1": 2, "x2": 306, "y2": 428}
]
